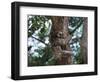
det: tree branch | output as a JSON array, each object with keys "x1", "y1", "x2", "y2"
[
  {"x1": 31, "y1": 36, "x2": 49, "y2": 46},
  {"x1": 62, "y1": 50, "x2": 73, "y2": 54},
  {"x1": 70, "y1": 19, "x2": 83, "y2": 34}
]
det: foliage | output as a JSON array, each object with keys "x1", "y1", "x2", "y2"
[
  {"x1": 28, "y1": 46, "x2": 54, "y2": 66},
  {"x1": 28, "y1": 15, "x2": 56, "y2": 66},
  {"x1": 68, "y1": 17, "x2": 84, "y2": 64}
]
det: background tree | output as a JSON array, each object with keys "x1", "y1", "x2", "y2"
[{"x1": 80, "y1": 17, "x2": 88, "y2": 64}]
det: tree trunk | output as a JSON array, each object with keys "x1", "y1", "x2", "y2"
[
  {"x1": 80, "y1": 17, "x2": 88, "y2": 64},
  {"x1": 50, "y1": 16, "x2": 72, "y2": 65}
]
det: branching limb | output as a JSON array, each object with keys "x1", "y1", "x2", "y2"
[
  {"x1": 62, "y1": 50, "x2": 73, "y2": 54},
  {"x1": 31, "y1": 36, "x2": 49, "y2": 46}
]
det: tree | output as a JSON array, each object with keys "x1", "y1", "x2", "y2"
[
  {"x1": 80, "y1": 17, "x2": 88, "y2": 64},
  {"x1": 50, "y1": 16, "x2": 72, "y2": 64}
]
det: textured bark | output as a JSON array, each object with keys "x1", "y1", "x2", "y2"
[
  {"x1": 80, "y1": 18, "x2": 88, "y2": 64},
  {"x1": 50, "y1": 16, "x2": 72, "y2": 65}
]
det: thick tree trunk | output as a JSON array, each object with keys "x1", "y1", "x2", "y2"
[
  {"x1": 50, "y1": 16, "x2": 72, "y2": 65},
  {"x1": 80, "y1": 17, "x2": 88, "y2": 64}
]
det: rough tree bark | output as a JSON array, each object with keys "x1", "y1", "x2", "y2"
[
  {"x1": 80, "y1": 17, "x2": 88, "y2": 64},
  {"x1": 50, "y1": 16, "x2": 72, "y2": 65}
]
